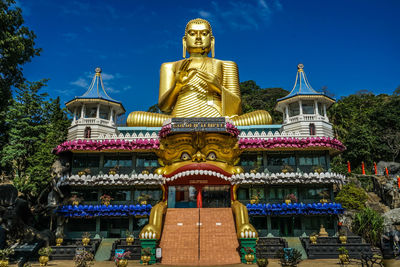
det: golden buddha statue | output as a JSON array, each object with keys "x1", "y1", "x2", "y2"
[{"x1": 127, "y1": 18, "x2": 272, "y2": 127}]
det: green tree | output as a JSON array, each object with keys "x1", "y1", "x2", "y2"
[
  {"x1": 334, "y1": 183, "x2": 367, "y2": 210},
  {"x1": 240, "y1": 80, "x2": 288, "y2": 123},
  {"x1": 1, "y1": 80, "x2": 69, "y2": 200},
  {"x1": 0, "y1": 0, "x2": 41, "y2": 170},
  {"x1": 352, "y1": 207, "x2": 384, "y2": 247}
]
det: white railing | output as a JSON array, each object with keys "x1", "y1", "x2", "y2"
[
  {"x1": 95, "y1": 131, "x2": 159, "y2": 140},
  {"x1": 286, "y1": 114, "x2": 328, "y2": 123}
]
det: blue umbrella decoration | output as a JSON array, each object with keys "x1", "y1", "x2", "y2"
[
  {"x1": 246, "y1": 202, "x2": 344, "y2": 216},
  {"x1": 56, "y1": 204, "x2": 152, "y2": 218}
]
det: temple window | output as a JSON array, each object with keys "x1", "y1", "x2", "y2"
[
  {"x1": 72, "y1": 154, "x2": 100, "y2": 174},
  {"x1": 289, "y1": 102, "x2": 300, "y2": 116},
  {"x1": 103, "y1": 189, "x2": 131, "y2": 201},
  {"x1": 70, "y1": 189, "x2": 98, "y2": 202},
  {"x1": 134, "y1": 188, "x2": 162, "y2": 205},
  {"x1": 302, "y1": 100, "x2": 315, "y2": 114},
  {"x1": 99, "y1": 107, "x2": 109, "y2": 120},
  {"x1": 136, "y1": 153, "x2": 159, "y2": 173},
  {"x1": 309, "y1": 123, "x2": 316, "y2": 135},
  {"x1": 84, "y1": 126, "x2": 91, "y2": 138},
  {"x1": 240, "y1": 152, "x2": 263, "y2": 172},
  {"x1": 66, "y1": 218, "x2": 96, "y2": 232},
  {"x1": 103, "y1": 153, "x2": 133, "y2": 174},
  {"x1": 86, "y1": 107, "x2": 97, "y2": 118}
]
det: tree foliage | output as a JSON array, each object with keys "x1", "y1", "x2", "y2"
[
  {"x1": 334, "y1": 183, "x2": 367, "y2": 210},
  {"x1": 352, "y1": 207, "x2": 384, "y2": 246},
  {"x1": 1, "y1": 80, "x2": 69, "y2": 201},
  {"x1": 0, "y1": 0, "x2": 41, "y2": 170},
  {"x1": 240, "y1": 80, "x2": 289, "y2": 123},
  {"x1": 329, "y1": 92, "x2": 400, "y2": 170}
]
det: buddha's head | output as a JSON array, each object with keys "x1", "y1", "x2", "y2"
[{"x1": 183, "y1": 18, "x2": 215, "y2": 58}]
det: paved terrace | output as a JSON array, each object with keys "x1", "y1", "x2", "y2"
[{"x1": 9, "y1": 259, "x2": 400, "y2": 267}]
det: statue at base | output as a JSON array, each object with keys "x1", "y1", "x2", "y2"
[{"x1": 127, "y1": 18, "x2": 272, "y2": 127}]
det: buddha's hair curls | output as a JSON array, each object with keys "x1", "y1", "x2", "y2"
[{"x1": 185, "y1": 18, "x2": 213, "y2": 36}]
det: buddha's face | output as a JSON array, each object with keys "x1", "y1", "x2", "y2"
[{"x1": 184, "y1": 22, "x2": 214, "y2": 55}]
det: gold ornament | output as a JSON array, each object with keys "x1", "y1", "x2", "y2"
[{"x1": 127, "y1": 18, "x2": 272, "y2": 127}]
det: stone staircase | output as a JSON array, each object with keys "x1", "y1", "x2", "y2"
[
  {"x1": 159, "y1": 208, "x2": 241, "y2": 265},
  {"x1": 94, "y1": 238, "x2": 119, "y2": 261},
  {"x1": 285, "y1": 237, "x2": 308, "y2": 260}
]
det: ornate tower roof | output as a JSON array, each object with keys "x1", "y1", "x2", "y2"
[
  {"x1": 275, "y1": 64, "x2": 335, "y2": 113},
  {"x1": 66, "y1": 67, "x2": 125, "y2": 114},
  {"x1": 76, "y1": 67, "x2": 121, "y2": 103}
]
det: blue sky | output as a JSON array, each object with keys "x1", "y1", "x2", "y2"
[{"x1": 17, "y1": 0, "x2": 400, "y2": 115}]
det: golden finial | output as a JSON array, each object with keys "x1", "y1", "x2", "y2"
[
  {"x1": 95, "y1": 67, "x2": 102, "y2": 76},
  {"x1": 297, "y1": 63, "x2": 304, "y2": 72}
]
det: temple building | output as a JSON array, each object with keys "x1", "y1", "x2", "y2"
[{"x1": 54, "y1": 63, "x2": 347, "y2": 264}]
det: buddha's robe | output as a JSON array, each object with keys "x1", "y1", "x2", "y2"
[{"x1": 127, "y1": 58, "x2": 271, "y2": 127}]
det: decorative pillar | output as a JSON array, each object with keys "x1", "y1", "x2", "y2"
[
  {"x1": 239, "y1": 238, "x2": 257, "y2": 264},
  {"x1": 299, "y1": 100, "x2": 303, "y2": 115},
  {"x1": 140, "y1": 239, "x2": 157, "y2": 265},
  {"x1": 285, "y1": 105, "x2": 289, "y2": 121},
  {"x1": 81, "y1": 104, "x2": 86, "y2": 119},
  {"x1": 314, "y1": 100, "x2": 319, "y2": 115},
  {"x1": 96, "y1": 103, "x2": 100, "y2": 119},
  {"x1": 323, "y1": 104, "x2": 327, "y2": 119},
  {"x1": 72, "y1": 107, "x2": 77, "y2": 124},
  {"x1": 109, "y1": 108, "x2": 114, "y2": 126}
]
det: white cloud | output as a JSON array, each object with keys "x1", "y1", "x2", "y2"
[
  {"x1": 70, "y1": 78, "x2": 88, "y2": 88},
  {"x1": 101, "y1": 73, "x2": 115, "y2": 81},
  {"x1": 197, "y1": 0, "x2": 282, "y2": 31}
]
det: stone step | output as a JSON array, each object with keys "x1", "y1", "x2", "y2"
[
  {"x1": 159, "y1": 208, "x2": 240, "y2": 265},
  {"x1": 285, "y1": 237, "x2": 308, "y2": 260},
  {"x1": 94, "y1": 238, "x2": 119, "y2": 261}
]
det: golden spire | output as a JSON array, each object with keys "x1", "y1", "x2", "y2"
[{"x1": 297, "y1": 63, "x2": 304, "y2": 72}]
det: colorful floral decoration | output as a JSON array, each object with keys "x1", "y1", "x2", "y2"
[
  {"x1": 53, "y1": 139, "x2": 160, "y2": 154},
  {"x1": 56, "y1": 204, "x2": 152, "y2": 217},
  {"x1": 158, "y1": 123, "x2": 172, "y2": 138},
  {"x1": 238, "y1": 136, "x2": 345, "y2": 151},
  {"x1": 246, "y1": 202, "x2": 344, "y2": 216},
  {"x1": 225, "y1": 122, "x2": 240, "y2": 137}
]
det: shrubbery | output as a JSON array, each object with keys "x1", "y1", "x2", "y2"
[
  {"x1": 352, "y1": 207, "x2": 384, "y2": 246},
  {"x1": 334, "y1": 183, "x2": 367, "y2": 210}
]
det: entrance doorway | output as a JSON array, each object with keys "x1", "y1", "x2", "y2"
[
  {"x1": 201, "y1": 185, "x2": 230, "y2": 208},
  {"x1": 279, "y1": 217, "x2": 294, "y2": 236}
]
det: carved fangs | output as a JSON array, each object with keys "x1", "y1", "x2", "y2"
[{"x1": 163, "y1": 169, "x2": 230, "y2": 182}]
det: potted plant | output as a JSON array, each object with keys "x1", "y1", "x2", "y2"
[
  {"x1": 284, "y1": 194, "x2": 297, "y2": 205},
  {"x1": 256, "y1": 258, "x2": 268, "y2": 267},
  {"x1": 56, "y1": 233, "x2": 64, "y2": 246},
  {"x1": 0, "y1": 248, "x2": 14, "y2": 267},
  {"x1": 309, "y1": 232, "x2": 317, "y2": 244},
  {"x1": 70, "y1": 194, "x2": 81, "y2": 206},
  {"x1": 250, "y1": 195, "x2": 259, "y2": 204},
  {"x1": 337, "y1": 247, "x2": 349, "y2": 265},
  {"x1": 100, "y1": 194, "x2": 113, "y2": 206},
  {"x1": 138, "y1": 194, "x2": 151, "y2": 205},
  {"x1": 73, "y1": 248, "x2": 94, "y2": 267},
  {"x1": 38, "y1": 247, "x2": 53, "y2": 266},
  {"x1": 318, "y1": 190, "x2": 330, "y2": 204},
  {"x1": 312, "y1": 165, "x2": 325, "y2": 174},
  {"x1": 276, "y1": 248, "x2": 302, "y2": 267},
  {"x1": 338, "y1": 228, "x2": 347, "y2": 244},
  {"x1": 141, "y1": 247, "x2": 151, "y2": 265},
  {"x1": 125, "y1": 230, "x2": 134, "y2": 246},
  {"x1": 113, "y1": 250, "x2": 131, "y2": 267},
  {"x1": 109, "y1": 165, "x2": 119, "y2": 175},
  {"x1": 281, "y1": 165, "x2": 294, "y2": 174},
  {"x1": 81, "y1": 232, "x2": 91, "y2": 246},
  {"x1": 78, "y1": 168, "x2": 91, "y2": 177},
  {"x1": 244, "y1": 247, "x2": 255, "y2": 264}
]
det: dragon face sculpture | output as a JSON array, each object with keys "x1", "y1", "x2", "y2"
[{"x1": 155, "y1": 132, "x2": 243, "y2": 180}]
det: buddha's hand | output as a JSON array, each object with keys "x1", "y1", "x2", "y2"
[
  {"x1": 176, "y1": 59, "x2": 196, "y2": 85},
  {"x1": 195, "y1": 69, "x2": 222, "y2": 94}
]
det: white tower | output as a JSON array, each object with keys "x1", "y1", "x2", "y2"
[
  {"x1": 275, "y1": 64, "x2": 335, "y2": 137},
  {"x1": 65, "y1": 67, "x2": 125, "y2": 140}
]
